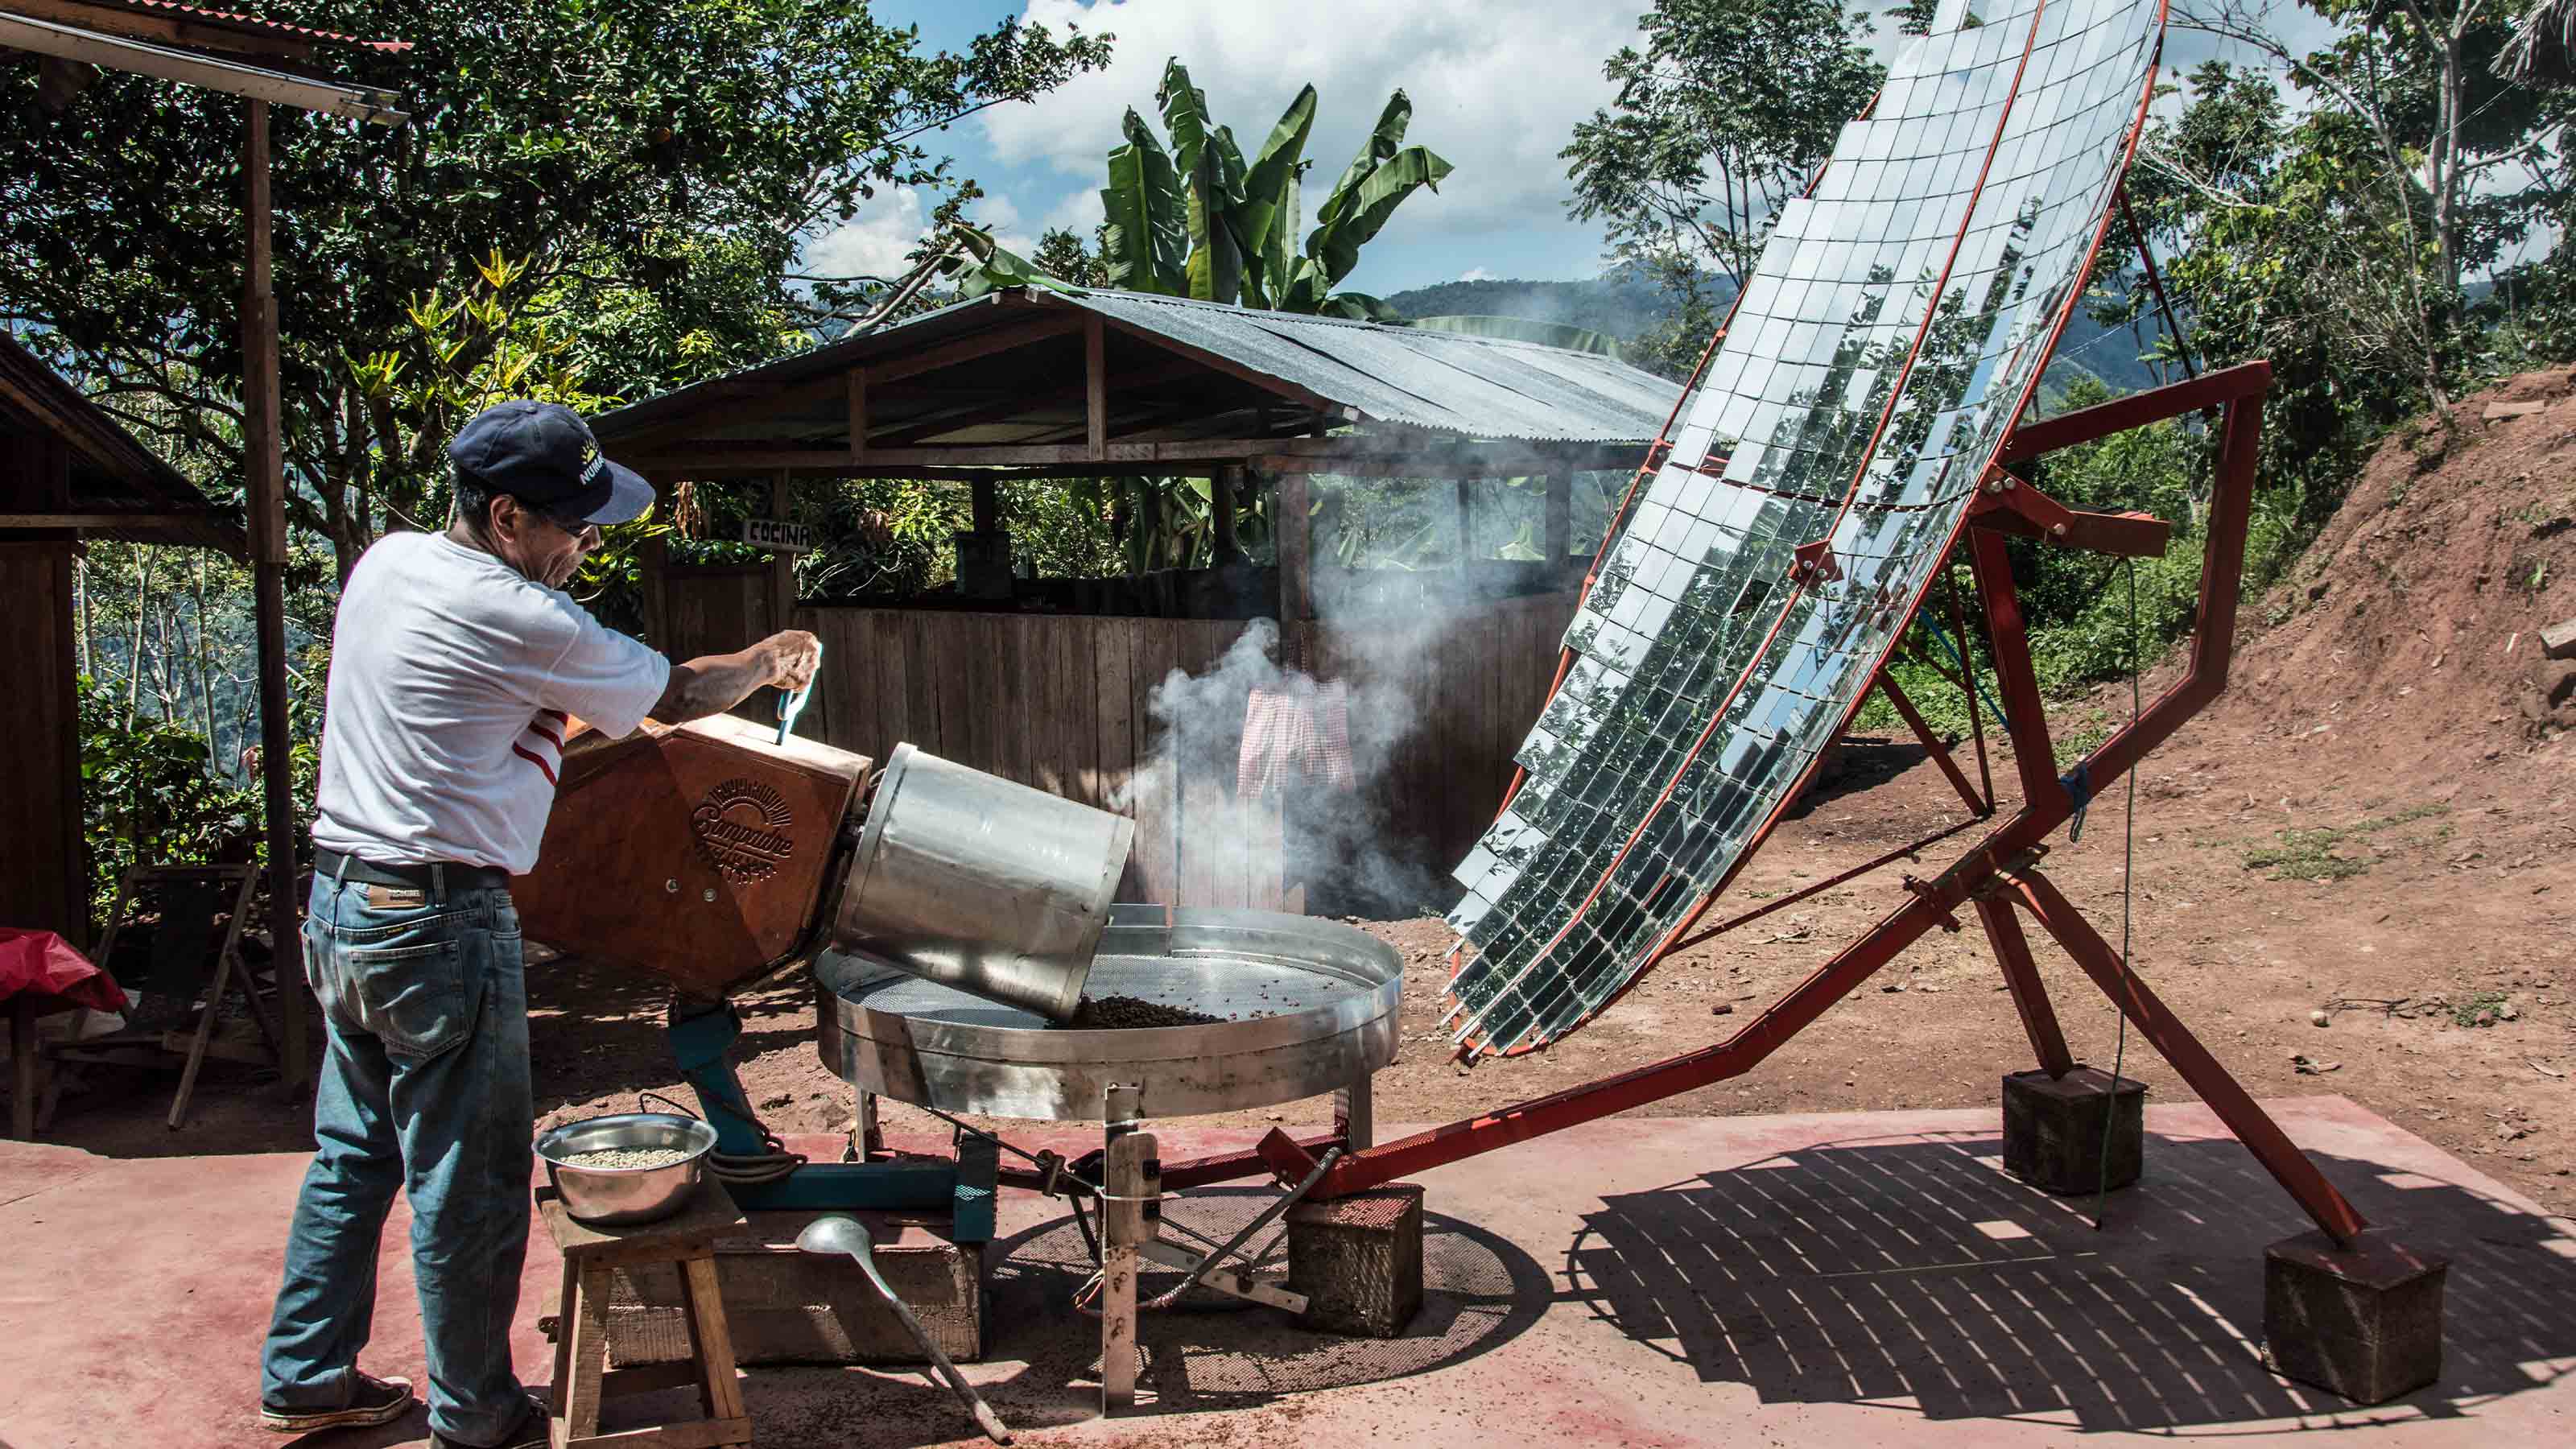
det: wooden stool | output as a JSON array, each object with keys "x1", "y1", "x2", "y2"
[{"x1": 539, "y1": 1179, "x2": 753, "y2": 1448}]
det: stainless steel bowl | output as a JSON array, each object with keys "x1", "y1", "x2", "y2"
[{"x1": 534, "y1": 1113, "x2": 718, "y2": 1226}]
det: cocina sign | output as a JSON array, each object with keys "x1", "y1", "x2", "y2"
[{"x1": 739, "y1": 517, "x2": 815, "y2": 552}]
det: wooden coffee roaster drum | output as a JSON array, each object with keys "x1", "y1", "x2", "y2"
[{"x1": 513, "y1": 712, "x2": 875, "y2": 1000}]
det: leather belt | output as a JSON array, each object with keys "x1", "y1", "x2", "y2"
[{"x1": 315, "y1": 846, "x2": 511, "y2": 894}]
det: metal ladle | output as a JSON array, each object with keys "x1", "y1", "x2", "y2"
[{"x1": 795, "y1": 1215, "x2": 1013, "y2": 1444}]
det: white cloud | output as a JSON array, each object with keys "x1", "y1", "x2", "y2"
[
  {"x1": 807, "y1": 188, "x2": 1046, "y2": 279},
  {"x1": 1458, "y1": 265, "x2": 1496, "y2": 282},
  {"x1": 987, "y1": 1, "x2": 1644, "y2": 248},
  {"x1": 806, "y1": 187, "x2": 936, "y2": 282}
]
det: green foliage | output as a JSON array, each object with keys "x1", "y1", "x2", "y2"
[
  {"x1": 979, "y1": 57, "x2": 1451, "y2": 320},
  {"x1": 2242, "y1": 805, "x2": 2449, "y2": 882},
  {"x1": 0, "y1": 1, "x2": 1111, "y2": 576},
  {"x1": 1562, "y1": 0, "x2": 1882, "y2": 294},
  {"x1": 76, "y1": 675, "x2": 259, "y2": 916}
]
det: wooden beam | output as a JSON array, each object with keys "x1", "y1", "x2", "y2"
[
  {"x1": 1254, "y1": 439, "x2": 1650, "y2": 477},
  {"x1": 1212, "y1": 464, "x2": 1241, "y2": 563},
  {"x1": 971, "y1": 477, "x2": 1000, "y2": 535},
  {"x1": 243, "y1": 98, "x2": 308, "y2": 1088},
  {"x1": 1543, "y1": 473, "x2": 1571, "y2": 562},
  {"x1": 1455, "y1": 478, "x2": 1474, "y2": 559},
  {"x1": 867, "y1": 312, "x2": 1084, "y2": 385},
  {"x1": 1086, "y1": 314, "x2": 1107, "y2": 462},
  {"x1": 1273, "y1": 465, "x2": 1309, "y2": 646},
  {"x1": 868, "y1": 357, "x2": 1206, "y2": 448},
  {"x1": 625, "y1": 440, "x2": 1287, "y2": 473},
  {"x1": 845, "y1": 366, "x2": 868, "y2": 465},
  {"x1": 765, "y1": 473, "x2": 795, "y2": 634},
  {"x1": 0, "y1": 12, "x2": 405, "y2": 124},
  {"x1": 3, "y1": 0, "x2": 320, "y2": 60},
  {"x1": 0, "y1": 511, "x2": 232, "y2": 530}
]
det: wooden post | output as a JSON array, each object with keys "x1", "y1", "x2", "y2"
[
  {"x1": 1085, "y1": 314, "x2": 1107, "y2": 462},
  {"x1": 765, "y1": 471, "x2": 795, "y2": 636},
  {"x1": 1271, "y1": 466, "x2": 1308, "y2": 671},
  {"x1": 1543, "y1": 473, "x2": 1571, "y2": 568},
  {"x1": 971, "y1": 477, "x2": 999, "y2": 535},
  {"x1": 845, "y1": 367, "x2": 869, "y2": 465},
  {"x1": 638, "y1": 529, "x2": 669, "y2": 649},
  {"x1": 1100, "y1": 1129, "x2": 1158, "y2": 1414},
  {"x1": 1212, "y1": 463, "x2": 1241, "y2": 563},
  {"x1": 1455, "y1": 477, "x2": 1474, "y2": 559},
  {"x1": 242, "y1": 98, "x2": 308, "y2": 1089}
]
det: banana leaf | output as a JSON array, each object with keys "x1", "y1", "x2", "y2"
[
  {"x1": 1407, "y1": 313, "x2": 1626, "y2": 360},
  {"x1": 943, "y1": 227, "x2": 1080, "y2": 300},
  {"x1": 1311, "y1": 291, "x2": 1402, "y2": 322},
  {"x1": 1302, "y1": 144, "x2": 1453, "y2": 296},
  {"x1": 1185, "y1": 124, "x2": 1249, "y2": 304},
  {"x1": 1311, "y1": 89, "x2": 1414, "y2": 237},
  {"x1": 1100, "y1": 109, "x2": 1187, "y2": 295},
  {"x1": 1231, "y1": 85, "x2": 1316, "y2": 305}
]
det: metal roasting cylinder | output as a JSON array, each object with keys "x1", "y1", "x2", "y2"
[{"x1": 830, "y1": 743, "x2": 1135, "y2": 1022}]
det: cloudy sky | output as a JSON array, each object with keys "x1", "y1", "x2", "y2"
[{"x1": 813, "y1": 1, "x2": 2325, "y2": 297}]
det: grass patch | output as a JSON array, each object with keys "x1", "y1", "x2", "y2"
[
  {"x1": 2243, "y1": 804, "x2": 2450, "y2": 881},
  {"x1": 2450, "y1": 991, "x2": 2511, "y2": 1028}
]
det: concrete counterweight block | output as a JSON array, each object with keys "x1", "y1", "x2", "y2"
[
  {"x1": 2002, "y1": 1066, "x2": 2145, "y2": 1195},
  {"x1": 1286, "y1": 1183, "x2": 1424, "y2": 1338},
  {"x1": 2264, "y1": 1228, "x2": 2449, "y2": 1405}
]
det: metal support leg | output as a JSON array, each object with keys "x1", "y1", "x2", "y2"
[
  {"x1": 2009, "y1": 869, "x2": 2368, "y2": 1245},
  {"x1": 1334, "y1": 1075, "x2": 1374, "y2": 1150},
  {"x1": 1974, "y1": 894, "x2": 2075, "y2": 1079},
  {"x1": 853, "y1": 1087, "x2": 881, "y2": 1162},
  {"x1": 1100, "y1": 1125, "x2": 1155, "y2": 1417}
]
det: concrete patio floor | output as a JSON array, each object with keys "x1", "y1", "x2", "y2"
[{"x1": 2, "y1": 1096, "x2": 2570, "y2": 1448}]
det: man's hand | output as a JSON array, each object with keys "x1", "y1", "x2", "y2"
[
  {"x1": 654, "y1": 630, "x2": 825, "y2": 724},
  {"x1": 759, "y1": 630, "x2": 823, "y2": 691}
]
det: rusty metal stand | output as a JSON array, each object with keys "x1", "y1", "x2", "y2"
[{"x1": 1235, "y1": 363, "x2": 2384, "y2": 1270}]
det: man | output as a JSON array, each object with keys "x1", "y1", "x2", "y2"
[{"x1": 258, "y1": 400, "x2": 819, "y2": 1448}]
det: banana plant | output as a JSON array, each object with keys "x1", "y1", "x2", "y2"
[
  {"x1": 946, "y1": 59, "x2": 1458, "y2": 575},
  {"x1": 976, "y1": 58, "x2": 1452, "y2": 319}
]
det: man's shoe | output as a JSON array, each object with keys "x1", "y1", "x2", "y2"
[
  {"x1": 429, "y1": 1394, "x2": 547, "y2": 1449},
  {"x1": 259, "y1": 1370, "x2": 416, "y2": 1433}
]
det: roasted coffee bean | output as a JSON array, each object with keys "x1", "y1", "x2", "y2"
[{"x1": 1063, "y1": 994, "x2": 1226, "y2": 1030}]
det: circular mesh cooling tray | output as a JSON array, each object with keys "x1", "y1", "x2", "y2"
[{"x1": 817, "y1": 906, "x2": 1403, "y2": 1121}]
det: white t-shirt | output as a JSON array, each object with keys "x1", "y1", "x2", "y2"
[{"x1": 311, "y1": 530, "x2": 672, "y2": 875}]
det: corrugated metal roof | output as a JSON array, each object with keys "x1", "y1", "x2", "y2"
[
  {"x1": 593, "y1": 288, "x2": 1682, "y2": 448},
  {"x1": 1061, "y1": 291, "x2": 1678, "y2": 443},
  {"x1": 0, "y1": 332, "x2": 246, "y2": 555},
  {"x1": 46, "y1": 0, "x2": 411, "y2": 51}
]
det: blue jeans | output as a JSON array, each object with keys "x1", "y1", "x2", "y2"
[{"x1": 262, "y1": 869, "x2": 534, "y2": 1446}]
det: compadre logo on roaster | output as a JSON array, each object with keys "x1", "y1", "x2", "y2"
[{"x1": 690, "y1": 778, "x2": 795, "y2": 883}]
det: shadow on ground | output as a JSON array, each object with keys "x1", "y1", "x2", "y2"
[{"x1": 1565, "y1": 1129, "x2": 2574, "y2": 1432}]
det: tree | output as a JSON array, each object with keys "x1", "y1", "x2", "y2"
[
  {"x1": 0, "y1": 1, "x2": 1111, "y2": 578},
  {"x1": 1561, "y1": 0, "x2": 1884, "y2": 308},
  {"x1": 958, "y1": 58, "x2": 1455, "y2": 320},
  {"x1": 946, "y1": 58, "x2": 1458, "y2": 575},
  {"x1": 2174, "y1": 1, "x2": 2564, "y2": 407}
]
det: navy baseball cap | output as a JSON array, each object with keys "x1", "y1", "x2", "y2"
[{"x1": 448, "y1": 400, "x2": 655, "y2": 526}]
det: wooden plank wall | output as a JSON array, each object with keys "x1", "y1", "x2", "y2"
[{"x1": 658, "y1": 573, "x2": 1579, "y2": 910}]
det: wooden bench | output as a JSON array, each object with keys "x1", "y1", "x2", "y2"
[{"x1": 539, "y1": 1179, "x2": 753, "y2": 1448}]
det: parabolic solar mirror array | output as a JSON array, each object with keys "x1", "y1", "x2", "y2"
[{"x1": 1442, "y1": 0, "x2": 2167, "y2": 1058}]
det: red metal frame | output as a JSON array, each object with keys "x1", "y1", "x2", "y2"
[{"x1": 1233, "y1": 361, "x2": 2370, "y2": 1248}]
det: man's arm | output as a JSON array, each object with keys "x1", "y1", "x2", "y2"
[{"x1": 651, "y1": 630, "x2": 822, "y2": 724}]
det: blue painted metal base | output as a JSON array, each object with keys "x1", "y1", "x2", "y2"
[{"x1": 667, "y1": 994, "x2": 998, "y2": 1241}]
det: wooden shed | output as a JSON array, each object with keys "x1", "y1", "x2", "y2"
[
  {"x1": 591, "y1": 287, "x2": 1684, "y2": 913},
  {"x1": 0, "y1": 332, "x2": 246, "y2": 944}
]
